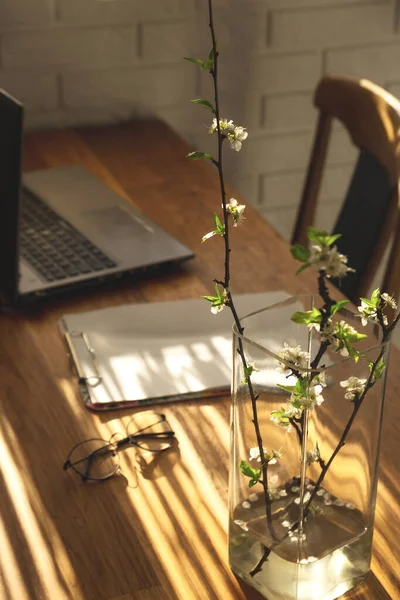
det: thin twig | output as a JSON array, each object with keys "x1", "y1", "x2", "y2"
[
  {"x1": 249, "y1": 545, "x2": 272, "y2": 577},
  {"x1": 207, "y1": 0, "x2": 278, "y2": 550}
]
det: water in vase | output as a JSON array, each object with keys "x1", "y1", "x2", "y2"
[{"x1": 229, "y1": 481, "x2": 372, "y2": 600}]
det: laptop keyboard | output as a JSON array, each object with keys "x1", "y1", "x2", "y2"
[{"x1": 20, "y1": 188, "x2": 117, "y2": 282}]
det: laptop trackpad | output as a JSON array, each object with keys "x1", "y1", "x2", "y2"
[{"x1": 81, "y1": 206, "x2": 155, "y2": 240}]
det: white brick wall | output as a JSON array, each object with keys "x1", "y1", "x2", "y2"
[
  {"x1": 2, "y1": 27, "x2": 139, "y2": 69},
  {"x1": 270, "y1": 3, "x2": 394, "y2": 49},
  {"x1": 0, "y1": 0, "x2": 399, "y2": 242}
]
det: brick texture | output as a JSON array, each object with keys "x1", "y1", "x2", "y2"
[
  {"x1": 0, "y1": 0, "x2": 398, "y2": 242},
  {"x1": 2, "y1": 27, "x2": 138, "y2": 69},
  {"x1": 270, "y1": 3, "x2": 393, "y2": 49},
  {"x1": 262, "y1": 92, "x2": 315, "y2": 130},
  {"x1": 141, "y1": 19, "x2": 213, "y2": 63},
  {"x1": 62, "y1": 64, "x2": 197, "y2": 109},
  {"x1": 0, "y1": 71, "x2": 58, "y2": 111},
  {"x1": 0, "y1": 0, "x2": 53, "y2": 29},
  {"x1": 57, "y1": 0, "x2": 197, "y2": 24},
  {"x1": 326, "y1": 42, "x2": 400, "y2": 87}
]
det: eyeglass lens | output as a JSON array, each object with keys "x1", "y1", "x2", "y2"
[{"x1": 66, "y1": 438, "x2": 119, "y2": 481}]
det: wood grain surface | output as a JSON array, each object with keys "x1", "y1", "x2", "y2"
[{"x1": 0, "y1": 121, "x2": 399, "y2": 600}]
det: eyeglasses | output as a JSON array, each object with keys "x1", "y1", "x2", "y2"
[{"x1": 63, "y1": 412, "x2": 175, "y2": 482}]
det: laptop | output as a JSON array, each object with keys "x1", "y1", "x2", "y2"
[{"x1": 0, "y1": 89, "x2": 194, "y2": 306}]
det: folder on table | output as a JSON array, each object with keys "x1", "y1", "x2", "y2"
[{"x1": 59, "y1": 291, "x2": 288, "y2": 411}]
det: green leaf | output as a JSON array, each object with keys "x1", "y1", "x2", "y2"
[
  {"x1": 291, "y1": 307, "x2": 322, "y2": 325},
  {"x1": 307, "y1": 226, "x2": 340, "y2": 247},
  {"x1": 271, "y1": 409, "x2": 290, "y2": 424},
  {"x1": 215, "y1": 283, "x2": 225, "y2": 302},
  {"x1": 295, "y1": 378, "x2": 308, "y2": 395},
  {"x1": 359, "y1": 297, "x2": 375, "y2": 308},
  {"x1": 202, "y1": 48, "x2": 215, "y2": 72},
  {"x1": 325, "y1": 233, "x2": 342, "y2": 246},
  {"x1": 296, "y1": 262, "x2": 311, "y2": 275},
  {"x1": 243, "y1": 364, "x2": 254, "y2": 379},
  {"x1": 239, "y1": 460, "x2": 261, "y2": 487},
  {"x1": 307, "y1": 226, "x2": 329, "y2": 244},
  {"x1": 330, "y1": 300, "x2": 349, "y2": 316},
  {"x1": 191, "y1": 98, "x2": 216, "y2": 112},
  {"x1": 214, "y1": 213, "x2": 223, "y2": 228},
  {"x1": 186, "y1": 151, "x2": 212, "y2": 160},
  {"x1": 290, "y1": 244, "x2": 311, "y2": 263},
  {"x1": 346, "y1": 332, "x2": 368, "y2": 343},
  {"x1": 201, "y1": 60, "x2": 212, "y2": 71},
  {"x1": 371, "y1": 288, "x2": 381, "y2": 304},
  {"x1": 249, "y1": 478, "x2": 259, "y2": 488},
  {"x1": 346, "y1": 342, "x2": 360, "y2": 361},
  {"x1": 184, "y1": 57, "x2": 204, "y2": 66},
  {"x1": 213, "y1": 213, "x2": 225, "y2": 234},
  {"x1": 201, "y1": 294, "x2": 218, "y2": 303},
  {"x1": 277, "y1": 384, "x2": 297, "y2": 394},
  {"x1": 371, "y1": 356, "x2": 386, "y2": 381}
]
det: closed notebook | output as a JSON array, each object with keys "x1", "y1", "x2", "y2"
[{"x1": 59, "y1": 291, "x2": 288, "y2": 411}]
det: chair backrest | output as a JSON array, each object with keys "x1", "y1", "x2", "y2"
[{"x1": 291, "y1": 75, "x2": 400, "y2": 304}]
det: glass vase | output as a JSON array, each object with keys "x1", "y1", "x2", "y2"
[{"x1": 229, "y1": 295, "x2": 389, "y2": 600}]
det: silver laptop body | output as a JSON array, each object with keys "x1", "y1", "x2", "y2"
[{"x1": 0, "y1": 89, "x2": 194, "y2": 305}]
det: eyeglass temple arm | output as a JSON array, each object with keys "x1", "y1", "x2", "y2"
[{"x1": 114, "y1": 430, "x2": 175, "y2": 449}]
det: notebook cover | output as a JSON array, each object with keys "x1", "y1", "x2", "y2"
[{"x1": 60, "y1": 291, "x2": 290, "y2": 411}]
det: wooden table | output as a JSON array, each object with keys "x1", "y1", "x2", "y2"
[{"x1": 0, "y1": 121, "x2": 398, "y2": 600}]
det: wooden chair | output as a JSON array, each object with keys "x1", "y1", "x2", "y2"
[{"x1": 291, "y1": 75, "x2": 400, "y2": 304}]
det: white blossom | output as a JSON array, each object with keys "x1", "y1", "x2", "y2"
[
  {"x1": 298, "y1": 383, "x2": 324, "y2": 410},
  {"x1": 357, "y1": 299, "x2": 388, "y2": 327},
  {"x1": 270, "y1": 415, "x2": 292, "y2": 432},
  {"x1": 308, "y1": 244, "x2": 355, "y2": 279},
  {"x1": 211, "y1": 303, "x2": 224, "y2": 315},
  {"x1": 357, "y1": 299, "x2": 377, "y2": 326},
  {"x1": 294, "y1": 491, "x2": 311, "y2": 505},
  {"x1": 321, "y1": 321, "x2": 336, "y2": 343},
  {"x1": 202, "y1": 229, "x2": 221, "y2": 243},
  {"x1": 306, "y1": 444, "x2": 321, "y2": 466},
  {"x1": 334, "y1": 498, "x2": 345, "y2": 507},
  {"x1": 307, "y1": 319, "x2": 335, "y2": 344},
  {"x1": 268, "y1": 488, "x2": 283, "y2": 501},
  {"x1": 208, "y1": 118, "x2": 248, "y2": 151},
  {"x1": 276, "y1": 343, "x2": 309, "y2": 373},
  {"x1": 228, "y1": 126, "x2": 248, "y2": 151},
  {"x1": 249, "y1": 446, "x2": 282, "y2": 465},
  {"x1": 270, "y1": 404, "x2": 301, "y2": 431},
  {"x1": 249, "y1": 446, "x2": 265, "y2": 462},
  {"x1": 234, "y1": 519, "x2": 248, "y2": 531},
  {"x1": 209, "y1": 118, "x2": 234, "y2": 135},
  {"x1": 381, "y1": 292, "x2": 397, "y2": 310},
  {"x1": 340, "y1": 376, "x2": 367, "y2": 400},
  {"x1": 210, "y1": 289, "x2": 228, "y2": 314},
  {"x1": 226, "y1": 198, "x2": 246, "y2": 226}
]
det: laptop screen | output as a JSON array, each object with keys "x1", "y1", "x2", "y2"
[{"x1": 0, "y1": 90, "x2": 23, "y2": 304}]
